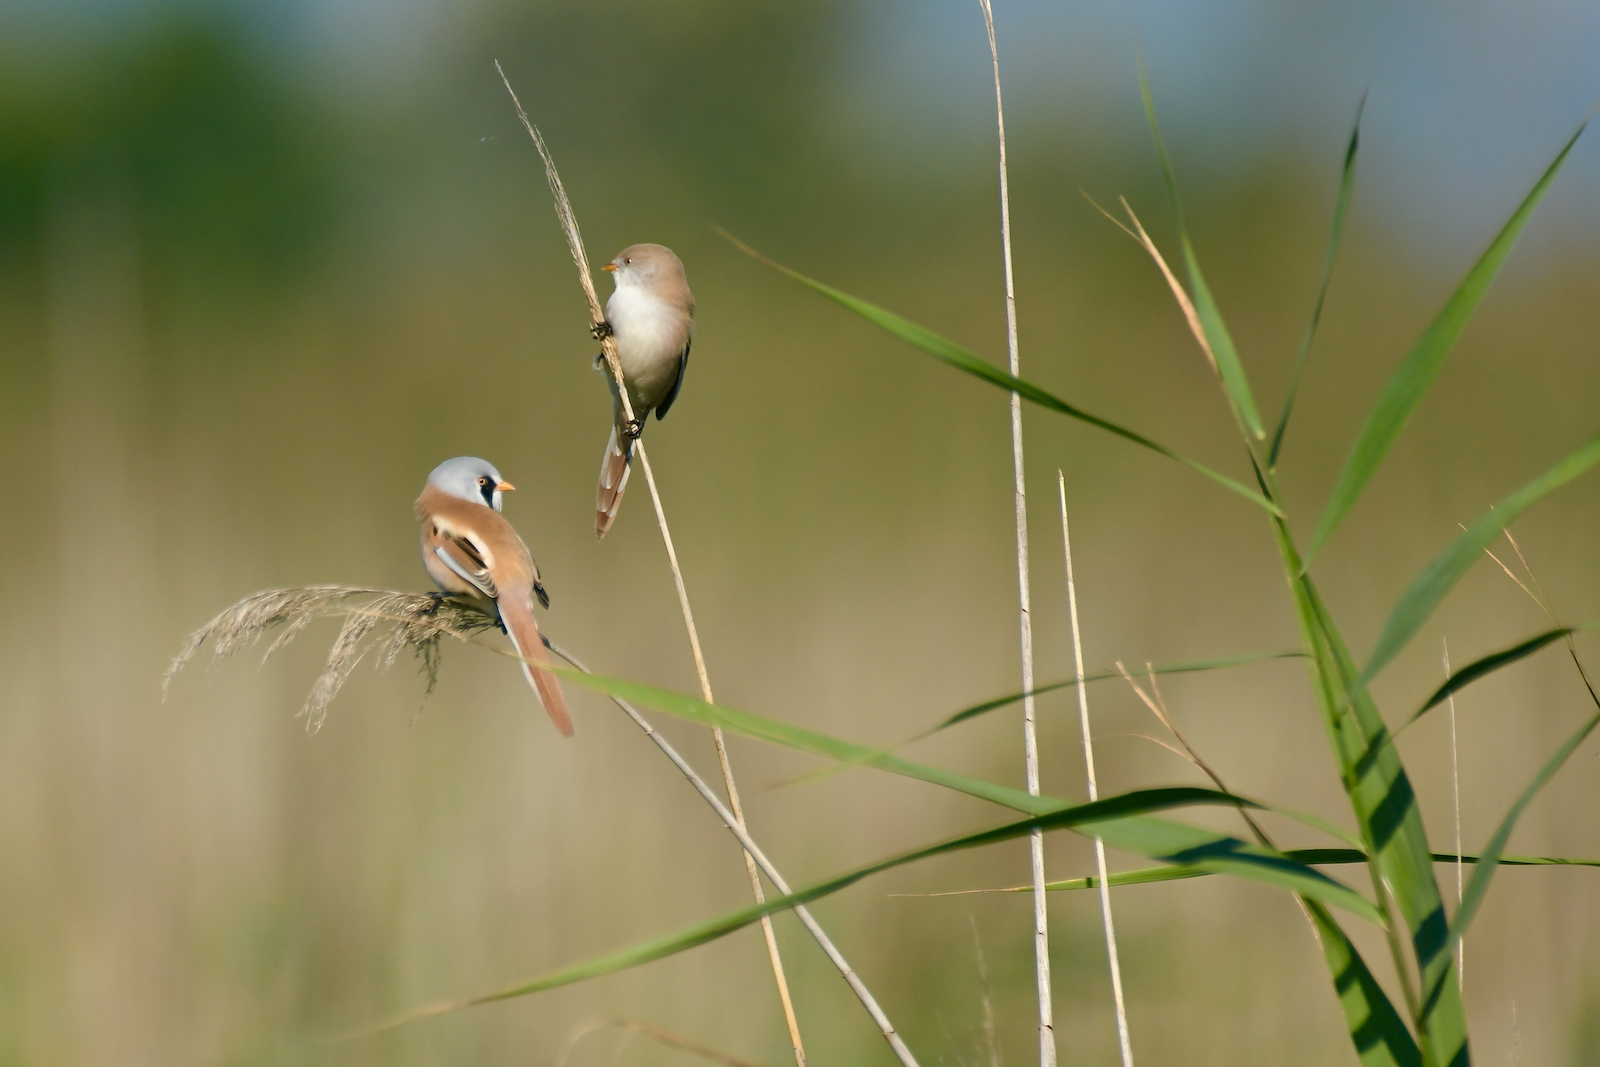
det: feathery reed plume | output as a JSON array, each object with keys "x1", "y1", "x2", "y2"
[
  {"x1": 975, "y1": 5, "x2": 1054, "y2": 1064},
  {"x1": 496, "y1": 60, "x2": 830, "y2": 1067},
  {"x1": 1059, "y1": 477, "x2": 1133, "y2": 1067},
  {"x1": 163, "y1": 586, "x2": 498, "y2": 733}
]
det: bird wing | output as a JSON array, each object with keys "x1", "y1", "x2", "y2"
[
  {"x1": 653, "y1": 338, "x2": 691, "y2": 421},
  {"x1": 530, "y1": 556, "x2": 550, "y2": 609},
  {"x1": 429, "y1": 530, "x2": 498, "y2": 599}
]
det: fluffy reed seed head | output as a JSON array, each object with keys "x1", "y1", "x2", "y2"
[{"x1": 162, "y1": 586, "x2": 499, "y2": 732}]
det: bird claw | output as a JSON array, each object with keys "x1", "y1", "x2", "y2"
[
  {"x1": 622, "y1": 417, "x2": 645, "y2": 440},
  {"x1": 590, "y1": 320, "x2": 613, "y2": 340},
  {"x1": 423, "y1": 591, "x2": 451, "y2": 616}
]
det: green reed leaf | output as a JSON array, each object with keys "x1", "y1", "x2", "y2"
[
  {"x1": 366, "y1": 786, "x2": 1380, "y2": 1034},
  {"x1": 782, "y1": 649, "x2": 1304, "y2": 790},
  {"x1": 717, "y1": 228, "x2": 1281, "y2": 516},
  {"x1": 548, "y1": 667, "x2": 1379, "y2": 919},
  {"x1": 1307, "y1": 899, "x2": 1425, "y2": 1067},
  {"x1": 1408, "y1": 628, "x2": 1591, "y2": 725},
  {"x1": 1271, "y1": 92, "x2": 1364, "y2": 468},
  {"x1": 1362, "y1": 434, "x2": 1600, "y2": 684},
  {"x1": 1272, "y1": 522, "x2": 1467, "y2": 1064},
  {"x1": 1305, "y1": 118, "x2": 1587, "y2": 563},
  {"x1": 1138, "y1": 59, "x2": 1267, "y2": 443},
  {"x1": 1025, "y1": 849, "x2": 1599, "y2": 894}
]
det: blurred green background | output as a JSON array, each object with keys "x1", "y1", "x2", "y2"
[{"x1": 2, "y1": 1, "x2": 1598, "y2": 1063}]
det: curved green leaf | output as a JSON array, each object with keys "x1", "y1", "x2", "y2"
[
  {"x1": 782, "y1": 650, "x2": 1305, "y2": 790},
  {"x1": 716, "y1": 228, "x2": 1280, "y2": 516},
  {"x1": 1306, "y1": 899, "x2": 1424, "y2": 1067},
  {"x1": 1347, "y1": 626, "x2": 1597, "y2": 782},
  {"x1": 551, "y1": 664, "x2": 1053, "y2": 815},
  {"x1": 1408, "y1": 628, "x2": 1588, "y2": 726},
  {"x1": 1306, "y1": 118, "x2": 1588, "y2": 563},
  {"x1": 1362, "y1": 433, "x2": 1600, "y2": 683},
  {"x1": 1271, "y1": 92, "x2": 1364, "y2": 468},
  {"x1": 1272, "y1": 521, "x2": 1467, "y2": 1064},
  {"x1": 365, "y1": 787, "x2": 1379, "y2": 1033},
  {"x1": 549, "y1": 666, "x2": 1365, "y2": 851},
  {"x1": 1032, "y1": 849, "x2": 1600, "y2": 894},
  {"x1": 927, "y1": 651, "x2": 1304, "y2": 736},
  {"x1": 1139, "y1": 60, "x2": 1266, "y2": 442}
]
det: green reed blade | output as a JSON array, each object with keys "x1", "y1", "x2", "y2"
[
  {"x1": 718, "y1": 228, "x2": 1281, "y2": 516},
  {"x1": 1305, "y1": 118, "x2": 1588, "y2": 564},
  {"x1": 1362, "y1": 434, "x2": 1600, "y2": 684},
  {"x1": 1271, "y1": 92, "x2": 1365, "y2": 468}
]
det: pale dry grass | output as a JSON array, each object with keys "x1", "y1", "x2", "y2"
[{"x1": 162, "y1": 586, "x2": 497, "y2": 733}]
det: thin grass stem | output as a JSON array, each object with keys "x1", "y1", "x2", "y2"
[
  {"x1": 496, "y1": 62, "x2": 813, "y2": 1067},
  {"x1": 970, "y1": 917, "x2": 1001, "y2": 1067},
  {"x1": 975, "y1": 5, "x2": 1054, "y2": 1063},
  {"x1": 546, "y1": 641, "x2": 921, "y2": 1067},
  {"x1": 1060, "y1": 475, "x2": 1134, "y2": 1067},
  {"x1": 633, "y1": 445, "x2": 807, "y2": 1060}
]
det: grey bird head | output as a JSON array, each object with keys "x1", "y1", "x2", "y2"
[
  {"x1": 602, "y1": 243, "x2": 687, "y2": 290},
  {"x1": 427, "y1": 456, "x2": 513, "y2": 511}
]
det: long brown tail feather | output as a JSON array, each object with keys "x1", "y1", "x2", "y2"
[
  {"x1": 595, "y1": 423, "x2": 634, "y2": 539},
  {"x1": 499, "y1": 593, "x2": 574, "y2": 736}
]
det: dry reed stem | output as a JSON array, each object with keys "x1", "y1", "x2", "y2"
[
  {"x1": 1114, "y1": 661, "x2": 1224, "y2": 790},
  {"x1": 1098, "y1": 197, "x2": 1221, "y2": 379},
  {"x1": 1059, "y1": 477, "x2": 1133, "y2": 1067},
  {"x1": 495, "y1": 61, "x2": 819, "y2": 1067},
  {"x1": 976, "y1": 4, "x2": 1054, "y2": 1063},
  {"x1": 544, "y1": 642, "x2": 921, "y2": 1067}
]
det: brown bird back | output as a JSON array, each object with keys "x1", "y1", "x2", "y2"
[{"x1": 416, "y1": 485, "x2": 574, "y2": 735}]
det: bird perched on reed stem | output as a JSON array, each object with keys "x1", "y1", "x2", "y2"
[
  {"x1": 415, "y1": 456, "x2": 573, "y2": 735},
  {"x1": 594, "y1": 243, "x2": 694, "y2": 538}
]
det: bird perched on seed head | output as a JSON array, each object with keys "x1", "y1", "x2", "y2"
[
  {"x1": 594, "y1": 243, "x2": 694, "y2": 538},
  {"x1": 415, "y1": 456, "x2": 573, "y2": 735}
]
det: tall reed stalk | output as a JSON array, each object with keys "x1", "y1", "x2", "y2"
[
  {"x1": 974, "y1": 4, "x2": 1054, "y2": 1063},
  {"x1": 1058, "y1": 474, "x2": 1133, "y2": 1066},
  {"x1": 495, "y1": 61, "x2": 913, "y2": 1067}
]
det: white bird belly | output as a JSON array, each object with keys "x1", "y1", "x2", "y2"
[{"x1": 607, "y1": 286, "x2": 688, "y2": 406}]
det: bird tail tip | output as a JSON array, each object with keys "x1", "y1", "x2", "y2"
[
  {"x1": 502, "y1": 598, "x2": 574, "y2": 737},
  {"x1": 595, "y1": 425, "x2": 633, "y2": 539}
]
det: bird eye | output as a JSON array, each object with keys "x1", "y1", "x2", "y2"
[
  {"x1": 624, "y1": 257, "x2": 632, "y2": 265},
  {"x1": 477, "y1": 476, "x2": 489, "y2": 486}
]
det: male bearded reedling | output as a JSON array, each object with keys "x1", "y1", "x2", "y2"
[
  {"x1": 594, "y1": 243, "x2": 694, "y2": 539},
  {"x1": 415, "y1": 456, "x2": 574, "y2": 736}
]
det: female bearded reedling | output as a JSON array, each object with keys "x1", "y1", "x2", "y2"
[
  {"x1": 594, "y1": 242, "x2": 694, "y2": 538},
  {"x1": 415, "y1": 456, "x2": 573, "y2": 736}
]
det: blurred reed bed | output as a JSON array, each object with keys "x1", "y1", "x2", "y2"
[{"x1": 4, "y1": 6, "x2": 1600, "y2": 1067}]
